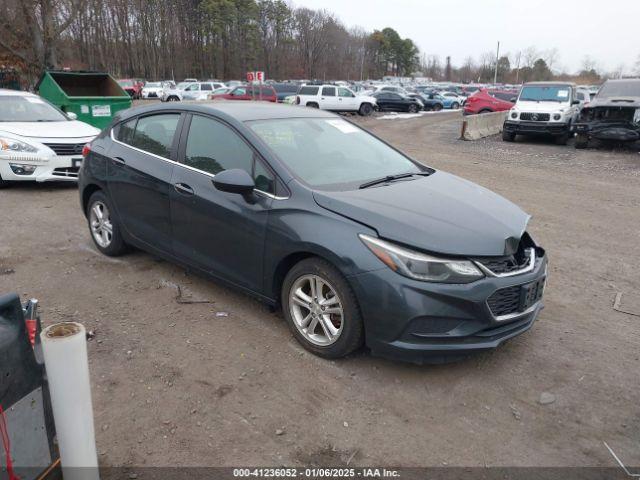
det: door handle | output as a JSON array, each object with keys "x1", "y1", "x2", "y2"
[
  {"x1": 174, "y1": 183, "x2": 194, "y2": 196},
  {"x1": 112, "y1": 156, "x2": 126, "y2": 165}
]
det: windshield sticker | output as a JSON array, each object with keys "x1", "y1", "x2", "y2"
[
  {"x1": 81, "y1": 105, "x2": 89, "y2": 114},
  {"x1": 557, "y1": 90, "x2": 568, "y2": 98},
  {"x1": 325, "y1": 119, "x2": 359, "y2": 134},
  {"x1": 634, "y1": 109, "x2": 640, "y2": 124},
  {"x1": 25, "y1": 97, "x2": 45, "y2": 104}
]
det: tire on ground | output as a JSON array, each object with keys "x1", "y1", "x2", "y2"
[
  {"x1": 281, "y1": 257, "x2": 364, "y2": 359},
  {"x1": 86, "y1": 190, "x2": 129, "y2": 257}
]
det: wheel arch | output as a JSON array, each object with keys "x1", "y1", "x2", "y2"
[{"x1": 82, "y1": 183, "x2": 103, "y2": 216}]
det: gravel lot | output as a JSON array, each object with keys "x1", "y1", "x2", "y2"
[{"x1": 1, "y1": 108, "x2": 639, "y2": 469}]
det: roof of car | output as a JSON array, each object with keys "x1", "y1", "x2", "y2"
[
  {"x1": 0, "y1": 89, "x2": 37, "y2": 97},
  {"x1": 121, "y1": 101, "x2": 337, "y2": 122},
  {"x1": 523, "y1": 81, "x2": 576, "y2": 86}
]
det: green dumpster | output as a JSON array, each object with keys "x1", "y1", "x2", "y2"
[{"x1": 36, "y1": 71, "x2": 132, "y2": 129}]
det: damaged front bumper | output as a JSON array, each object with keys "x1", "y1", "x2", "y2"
[{"x1": 573, "y1": 122, "x2": 640, "y2": 142}]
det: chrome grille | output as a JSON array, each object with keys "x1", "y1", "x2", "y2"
[
  {"x1": 519, "y1": 112, "x2": 550, "y2": 121},
  {"x1": 44, "y1": 143, "x2": 84, "y2": 156}
]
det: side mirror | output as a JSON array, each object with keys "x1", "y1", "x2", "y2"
[
  {"x1": 67, "y1": 112, "x2": 78, "y2": 120},
  {"x1": 510, "y1": 97, "x2": 517, "y2": 103},
  {"x1": 572, "y1": 99, "x2": 580, "y2": 105},
  {"x1": 212, "y1": 169, "x2": 255, "y2": 195}
]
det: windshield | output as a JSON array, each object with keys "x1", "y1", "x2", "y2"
[
  {"x1": 146, "y1": 82, "x2": 161, "y2": 88},
  {"x1": 0, "y1": 96, "x2": 68, "y2": 122},
  {"x1": 247, "y1": 118, "x2": 422, "y2": 190},
  {"x1": 118, "y1": 80, "x2": 133, "y2": 87},
  {"x1": 519, "y1": 85, "x2": 571, "y2": 102},
  {"x1": 176, "y1": 82, "x2": 190, "y2": 90},
  {"x1": 597, "y1": 81, "x2": 640, "y2": 98}
]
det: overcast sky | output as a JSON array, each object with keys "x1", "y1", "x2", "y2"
[{"x1": 292, "y1": 0, "x2": 639, "y2": 74}]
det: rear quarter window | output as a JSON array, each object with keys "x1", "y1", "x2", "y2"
[
  {"x1": 299, "y1": 86, "x2": 319, "y2": 96},
  {"x1": 117, "y1": 114, "x2": 181, "y2": 158}
]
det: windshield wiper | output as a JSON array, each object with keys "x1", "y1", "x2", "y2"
[{"x1": 359, "y1": 172, "x2": 430, "y2": 189}]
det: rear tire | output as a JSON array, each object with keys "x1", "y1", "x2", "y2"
[
  {"x1": 167, "y1": 96, "x2": 179, "y2": 102},
  {"x1": 86, "y1": 191, "x2": 128, "y2": 257},
  {"x1": 282, "y1": 258, "x2": 364, "y2": 359},
  {"x1": 306, "y1": 102, "x2": 319, "y2": 109},
  {"x1": 433, "y1": 103, "x2": 443, "y2": 111},
  {"x1": 358, "y1": 103, "x2": 373, "y2": 116},
  {"x1": 478, "y1": 109, "x2": 492, "y2": 114},
  {"x1": 408, "y1": 104, "x2": 419, "y2": 113},
  {"x1": 451, "y1": 102, "x2": 460, "y2": 110}
]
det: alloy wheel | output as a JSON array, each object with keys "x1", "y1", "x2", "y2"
[
  {"x1": 289, "y1": 274, "x2": 344, "y2": 346},
  {"x1": 89, "y1": 201, "x2": 113, "y2": 248}
]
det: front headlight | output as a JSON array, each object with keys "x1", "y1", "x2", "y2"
[
  {"x1": 0, "y1": 137, "x2": 38, "y2": 154},
  {"x1": 359, "y1": 234, "x2": 484, "y2": 284}
]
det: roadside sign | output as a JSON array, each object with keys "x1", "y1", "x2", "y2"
[
  {"x1": 246, "y1": 71, "x2": 255, "y2": 82},
  {"x1": 256, "y1": 71, "x2": 265, "y2": 83}
]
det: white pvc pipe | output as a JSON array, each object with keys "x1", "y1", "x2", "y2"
[{"x1": 40, "y1": 322, "x2": 100, "y2": 480}]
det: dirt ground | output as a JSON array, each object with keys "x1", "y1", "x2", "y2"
[{"x1": 1, "y1": 109, "x2": 639, "y2": 469}]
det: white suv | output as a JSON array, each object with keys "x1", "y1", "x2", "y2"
[
  {"x1": 162, "y1": 81, "x2": 226, "y2": 102},
  {"x1": 296, "y1": 85, "x2": 377, "y2": 116},
  {"x1": 503, "y1": 82, "x2": 583, "y2": 144}
]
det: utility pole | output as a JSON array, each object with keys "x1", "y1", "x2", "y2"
[{"x1": 493, "y1": 41, "x2": 500, "y2": 84}]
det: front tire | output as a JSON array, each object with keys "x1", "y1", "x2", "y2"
[
  {"x1": 575, "y1": 134, "x2": 589, "y2": 149},
  {"x1": 502, "y1": 130, "x2": 515, "y2": 142},
  {"x1": 358, "y1": 103, "x2": 373, "y2": 116},
  {"x1": 433, "y1": 103, "x2": 443, "y2": 111},
  {"x1": 555, "y1": 132, "x2": 570, "y2": 145},
  {"x1": 0, "y1": 173, "x2": 9, "y2": 189},
  {"x1": 282, "y1": 258, "x2": 364, "y2": 359},
  {"x1": 86, "y1": 191, "x2": 128, "y2": 256},
  {"x1": 407, "y1": 104, "x2": 419, "y2": 113},
  {"x1": 451, "y1": 102, "x2": 460, "y2": 109}
]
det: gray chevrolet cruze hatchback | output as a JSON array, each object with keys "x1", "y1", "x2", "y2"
[{"x1": 79, "y1": 102, "x2": 547, "y2": 363}]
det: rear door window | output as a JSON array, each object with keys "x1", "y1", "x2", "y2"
[
  {"x1": 322, "y1": 87, "x2": 336, "y2": 97},
  {"x1": 126, "y1": 114, "x2": 181, "y2": 158}
]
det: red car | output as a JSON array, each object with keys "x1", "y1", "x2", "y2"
[
  {"x1": 463, "y1": 89, "x2": 517, "y2": 115},
  {"x1": 117, "y1": 79, "x2": 143, "y2": 99},
  {"x1": 210, "y1": 85, "x2": 277, "y2": 102}
]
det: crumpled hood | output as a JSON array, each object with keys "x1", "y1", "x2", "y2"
[
  {"x1": 313, "y1": 171, "x2": 530, "y2": 256},
  {"x1": 0, "y1": 120, "x2": 99, "y2": 139},
  {"x1": 584, "y1": 97, "x2": 640, "y2": 108}
]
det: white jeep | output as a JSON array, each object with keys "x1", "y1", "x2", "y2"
[
  {"x1": 296, "y1": 85, "x2": 377, "y2": 116},
  {"x1": 503, "y1": 81, "x2": 584, "y2": 145}
]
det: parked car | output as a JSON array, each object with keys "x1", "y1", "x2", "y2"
[
  {"x1": 117, "y1": 79, "x2": 143, "y2": 99},
  {"x1": 79, "y1": 102, "x2": 547, "y2": 363},
  {"x1": 573, "y1": 79, "x2": 640, "y2": 149},
  {"x1": 210, "y1": 85, "x2": 277, "y2": 102},
  {"x1": 373, "y1": 91, "x2": 423, "y2": 113},
  {"x1": 0, "y1": 89, "x2": 99, "y2": 187},
  {"x1": 141, "y1": 81, "x2": 164, "y2": 99},
  {"x1": 439, "y1": 91, "x2": 466, "y2": 108},
  {"x1": 296, "y1": 85, "x2": 376, "y2": 116},
  {"x1": 272, "y1": 83, "x2": 300, "y2": 102},
  {"x1": 464, "y1": 89, "x2": 515, "y2": 115},
  {"x1": 409, "y1": 92, "x2": 445, "y2": 111},
  {"x1": 503, "y1": 82, "x2": 582, "y2": 144},
  {"x1": 161, "y1": 82, "x2": 190, "y2": 102},
  {"x1": 162, "y1": 81, "x2": 226, "y2": 102}
]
